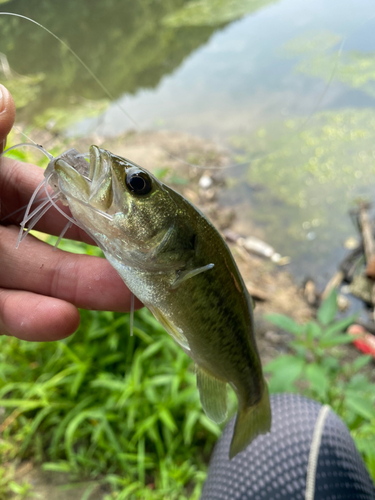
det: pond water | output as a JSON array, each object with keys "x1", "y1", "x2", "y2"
[{"x1": 1, "y1": 0, "x2": 375, "y2": 287}]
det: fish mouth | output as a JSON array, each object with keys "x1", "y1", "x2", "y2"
[{"x1": 47, "y1": 145, "x2": 117, "y2": 216}]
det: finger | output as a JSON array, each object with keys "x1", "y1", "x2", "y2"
[
  {"x1": 0, "y1": 158, "x2": 94, "y2": 243},
  {"x1": 0, "y1": 288, "x2": 80, "y2": 341},
  {"x1": 0, "y1": 225, "x2": 142, "y2": 312},
  {"x1": 0, "y1": 84, "x2": 15, "y2": 153}
]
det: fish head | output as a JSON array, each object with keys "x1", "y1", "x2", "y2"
[{"x1": 47, "y1": 145, "x2": 179, "y2": 261}]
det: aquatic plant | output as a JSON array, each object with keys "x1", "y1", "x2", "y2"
[{"x1": 230, "y1": 107, "x2": 375, "y2": 276}]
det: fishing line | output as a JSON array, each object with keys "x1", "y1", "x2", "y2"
[
  {"x1": 1, "y1": 143, "x2": 54, "y2": 160},
  {"x1": 0, "y1": 143, "x2": 54, "y2": 221},
  {"x1": 12, "y1": 125, "x2": 39, "y2": 146},
  {"x1": 0, "y1": 12, "x2": 139, "y2": 129},
  {"x1": 1, "y1": 11, "x2": 374, "y2": 172}
]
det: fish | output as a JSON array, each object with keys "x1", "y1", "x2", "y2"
[{"x1": 43, "y1": 145, "x2": 271, "y2": 458}]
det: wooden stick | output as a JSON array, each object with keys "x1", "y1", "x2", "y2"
[
  {"x1": 358, "y1": 203, "x2": 375, "y2": 319},
  {"x1": 339, "y1": 244, "x2": 364, "y2": 282},
  {"x1": 321, "y1": 271, "x2": 345, "y2": 301},
  {"x1": 359, "y1": 202, "x2": 375, "y2": 263},
  {"x1": 357, "y1": 320, "x2": 375, "y2": 336}
]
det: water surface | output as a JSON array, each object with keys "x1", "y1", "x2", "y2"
[{"x1": 1, "y1": 0, "x2": 375, "y2": 286}]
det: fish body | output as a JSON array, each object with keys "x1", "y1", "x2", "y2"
[{"x1": 47, "y1": 146, "x2": 271, "y2": 458}]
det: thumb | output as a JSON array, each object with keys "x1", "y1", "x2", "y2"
[{"x1": 0, "y1": 84, "x2": 16, "y2": 154}]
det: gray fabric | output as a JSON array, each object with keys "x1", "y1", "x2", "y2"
[{"x1": 201, "y1": 394, "x2": 375, "y2": 500}]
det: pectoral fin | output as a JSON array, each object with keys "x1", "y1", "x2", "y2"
[
  {"x1": 171, "y1": 263, "x2": 214, "y2": 290},
  {"x1": 148, "y1": 305, "x2": 190, "y2": 350},
  {"x1": 147, "y1": 221, "x2": 196, "y2": 271},
  {"x1": 196, "y1": 365, "x2": 227, "y2": 424}
]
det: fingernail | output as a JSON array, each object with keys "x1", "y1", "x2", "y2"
[{"x1": 0, "y1": 84, "x2": 8, "y2": 114}]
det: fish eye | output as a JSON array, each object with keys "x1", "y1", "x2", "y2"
[{"x1": 125, "y1": 170, "x2": 152, "y2": 195}]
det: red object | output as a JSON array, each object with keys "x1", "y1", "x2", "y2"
[{"x1": 348, "y1": 324, "x2": 375, "y2": 358}]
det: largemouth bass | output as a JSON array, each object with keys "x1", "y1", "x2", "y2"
[{"x1": 46, "y1": 146, "x2": 271, "y2": 458}]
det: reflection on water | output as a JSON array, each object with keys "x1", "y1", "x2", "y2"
[
  {"x1": 1, "y1": 0, "x2": 375, "y2": 283},
  {"x1": 0, "y1": 0, "x2": 233, "y2": 126},
  {"x1": 0, "y1": 0, "x2": 275, "y2": 124}
]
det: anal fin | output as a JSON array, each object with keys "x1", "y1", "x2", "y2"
[{"x1": 196, "y1": 365, "x2": 227, "y2": 424}]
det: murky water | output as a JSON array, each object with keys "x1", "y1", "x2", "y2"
[{"x1": 1, "y1": 0, "x2": 375, "y2": 286}]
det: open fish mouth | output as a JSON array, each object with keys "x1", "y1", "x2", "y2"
[{"x1": 45, "y1": 145, "x2": 118, "y2": 217}]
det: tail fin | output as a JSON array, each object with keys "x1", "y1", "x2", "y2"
[{"x1": 230, "y1": 382, "x2": 271, "y2": 459}]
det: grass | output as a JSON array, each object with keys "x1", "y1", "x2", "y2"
[
  {"x1": 265, "y1": 290, "x2": 375, "y2": 482},
  {"x1": 3, "y1": 261, "x2": 374, "y2": 499},
  {"x1": 0, "y1": 295, "x2": 220, "y2": 499}
]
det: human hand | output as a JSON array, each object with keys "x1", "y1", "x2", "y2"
[{"x1": 0, "y1": 84, "x2": 141, "y2": 341}]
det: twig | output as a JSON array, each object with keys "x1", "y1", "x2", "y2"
[
  {"x1": 339, "y1": 244, "x2": 364, "y2": 282},
  {"x1": 303, "y1": 279, "x2": 319, "y2": 307},
  {"x1": 321, "y1": 271, "x2": 345, "y2": 301},
  {"x1": 358, "y1": 203, "x2": 375, "y2": 319},
  {"x1": 359, "y1": 202, "x2": 375, "y2": 263},
  {"x1": 356, "y1": 320, "x2": 375, "y2": 336}
]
